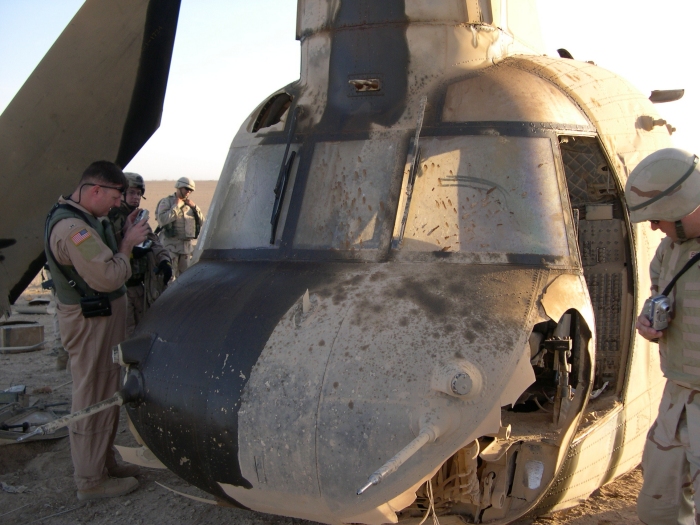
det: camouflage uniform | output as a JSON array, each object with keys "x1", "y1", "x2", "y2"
[
  {"x1": 637, "y1": 237, "x2": 700, "y2": 525},
  {"x1": 625, "y1": 149, "x2": 700, "y2": 524},
  {"x1": 156, "y1": 192, "x2": 203, "y2": 277},
  {"x1": 108, "y1": 202, "x2": 170, "y2": 335}
]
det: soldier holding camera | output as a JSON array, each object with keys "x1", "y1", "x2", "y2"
[
  {"x1": 108, "y1": 173, "x2": 172, "y2": 335},
  {"x1": 625, "y1": 148, "x2": 700, "y2": 524},
  {"x1": 44, "y1": 161, "x2": 148, "y2": 501}
]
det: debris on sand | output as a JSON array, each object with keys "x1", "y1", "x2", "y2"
[{"x1": 1, "y1": 481, "x2": 29, "y2": 494}]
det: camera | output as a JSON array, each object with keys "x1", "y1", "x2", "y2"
[
  {"x1": 642, "y1": 295, "x2": 671, "y2": 331},
  {"x1": 134, "y1": 209, "x2": 152, "y2": 250},
  {"x1": 135, "y1": 209, "x2": 148, "y2": 223}
]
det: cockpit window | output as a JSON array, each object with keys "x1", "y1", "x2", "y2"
[
  {"x1": 252, "y1": 93, "x2": 292, "y2": 133},
  {"x1": 401, "y1": 136, "x2": 570, "y2": 257},
  {"x1": 293, "y1": 138, "x2": 400, "y2": 252},
  {"x1": 205, "y1": 144, "x2": 299, "y2": 250}
]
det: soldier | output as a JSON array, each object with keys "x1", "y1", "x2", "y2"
[
  {"x1": 108, "y1": 173, "x2": 172, "y2": 336},
  {"x1": 625, "y1": 148, "x2": 700, "y2": 524},
  {"x1": 155, "y1": 177, "x2": 204, "y2": 278},
  {"x1": 45, "y1": 160, "x2": 148, "y2": 500}
]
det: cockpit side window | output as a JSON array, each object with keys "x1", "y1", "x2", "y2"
[
  {"x1": 399, "y1": 135, "x2": 570, "y2": 257},
  {"x1": 205, "y1": 144, "x2": 299, "y2": 250},
  {"x1": 252, "y1": 93, "x2": 292, "y2": 133}
]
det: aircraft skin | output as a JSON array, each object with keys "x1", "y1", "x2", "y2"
[{"x1": 2, "y1": 0, "x2": 676, "y2": 524}]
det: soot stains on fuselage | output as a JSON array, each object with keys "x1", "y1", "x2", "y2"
[{"x1": 317, "y1": 0, "x2": 410, "y2": 134}]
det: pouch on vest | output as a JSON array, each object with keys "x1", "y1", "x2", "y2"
[
  {"x1": 79, "y1": 295, "x2": 112, "y2": 318},
  {"x1": 184, "y1": 217, "x2": 197, "y2": 239}
]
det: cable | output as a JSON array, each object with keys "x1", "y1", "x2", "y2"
[{"x1": 417, "y1": 480, "x2": 441, "y2": 525}]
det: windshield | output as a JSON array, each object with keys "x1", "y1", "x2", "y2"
[
  {"x1": 293, "y1": 137, "x2": 401, "y2": 252},
  {"x1": 203, "y1": 134, "x2": 571, "y2": 263},
  {"x1": 401, "y1": 136, "x2": 570, "y2": 257},
  {"x1": 205, "y1": 144, "x2": 299, "y2": 249}
]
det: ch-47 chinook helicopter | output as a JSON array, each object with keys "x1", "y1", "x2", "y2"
[{"x1": 0, "y1": 0, "x2": 686, "y2": 523}]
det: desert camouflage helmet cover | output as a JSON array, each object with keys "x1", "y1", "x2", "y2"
[
  {"x1": 124, "y1": 172, "x2": 145, "y2": 195},
  {"x1": 175, "y1": 177, "x2": 195, "y2": 191},
  {"x1": 625, "y1": 148, "x2": 700, "y2": 223}
]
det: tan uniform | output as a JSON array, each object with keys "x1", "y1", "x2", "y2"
[
  {"x1": 109, "y1": 202, "x2": 170, "y2": 335},
  {"x1": 638, "y1": 237, "x2": 700, "y2": 524},
  {"x1": 156, "y1": 193, "x2": 203, "y2": 278},
  {"x1": 48, "y1": 197, "x2": 131, "y2": 491}
]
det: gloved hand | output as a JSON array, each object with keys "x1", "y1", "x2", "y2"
[{"x1": 154, "y1": 260, "x2": 173, "y2": 285}]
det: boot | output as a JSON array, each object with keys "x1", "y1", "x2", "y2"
[
  {"x1": 77, "y1": 477, "x2": 138, "y2": 501},
  {"x1": 108, "y1": 463, "x2": 141, "y2": 478}
]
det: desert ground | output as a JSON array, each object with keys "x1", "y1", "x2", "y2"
[{"x1": 0, "y1": 181, "x2": 644, "y2": 524}]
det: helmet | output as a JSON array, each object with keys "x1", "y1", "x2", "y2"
[
  {"x1": 175, "y1": 177, "x2": 195, "y2": 191},
  {"x1": 625, "y1": 148, "x2": 700, "y2": 223},
  {"x1": 124, "y1": 172, "x2": 146, "y2": 195}
]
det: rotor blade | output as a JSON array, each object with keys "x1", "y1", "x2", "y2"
[{"x1": 0, "y1": 0, "x2": 180, "y2": 314}]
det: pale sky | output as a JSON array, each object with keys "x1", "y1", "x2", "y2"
[{"x1": 1, "y1": 0, "x2": 697, "y2": 180}]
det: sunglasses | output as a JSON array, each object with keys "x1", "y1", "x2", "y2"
[
  {"x1": 82, "y1": 183, "x2": 125, "y2": 195},
  {"x1": 98, "y1": 184, "x2": 125, "y2": 193}
]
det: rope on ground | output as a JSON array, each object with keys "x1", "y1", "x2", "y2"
[
  {"x1": 25, "y1": 503, "x2": 85, "y2": 524},
  {"x1": 0, "y1": 503, "x2": 30, "y2": 518}
]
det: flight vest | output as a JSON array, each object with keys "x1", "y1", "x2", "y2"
[
  {"x1": 656, "y1": 237, "x2": 700, "y2": 388},
  {"x1": 45, "y1": 203, "x2": 126, "y2": 305},
  {"x1": 160, "y1": 195, "x2": 199, "y2": 240}
]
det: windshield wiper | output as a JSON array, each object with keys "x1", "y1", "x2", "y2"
[
  {"x1": 270, "y1": 105, "x2": 302, "y2": 244},
  {"x1": 393, "y1": 95, "x2": 427, "y2": 248}
]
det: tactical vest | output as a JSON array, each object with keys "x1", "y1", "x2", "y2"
[
  {"x1": 160, "y1": 195, "x2": 200, "y2": 240},
  {"x1": 45, "y1": 203, "x2": 126, "y2": 305},
  {"x1": 656, "y1": 237, "x2": 700, "y2": 388}
]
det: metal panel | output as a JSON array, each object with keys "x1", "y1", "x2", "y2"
[
  {"x1": 579, "y1": 219, "x2": 628, "y2": 388},
  {"x1": 443, "y1": 66, "x2": 589, "y2": 126}
]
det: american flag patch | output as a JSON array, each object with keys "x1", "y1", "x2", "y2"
[{"x1": 71, "y1": 229, "x2": 91, "y2": 246}]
